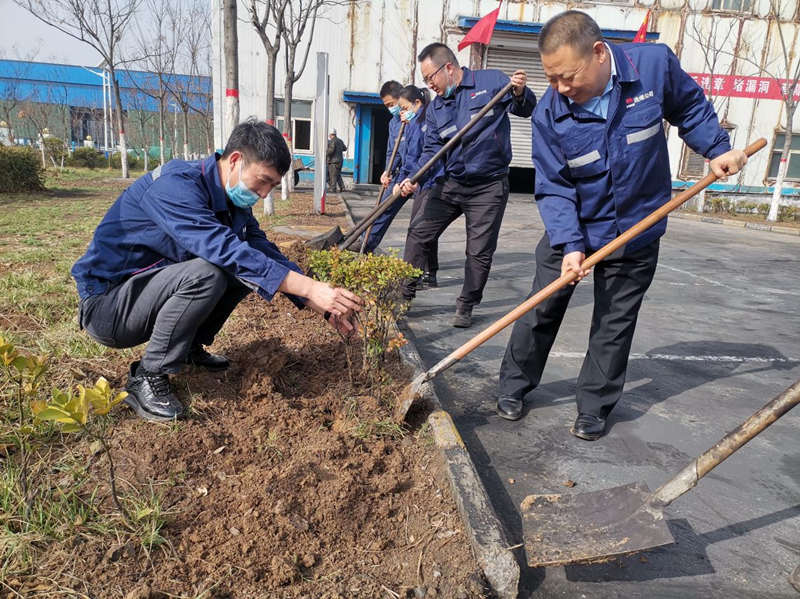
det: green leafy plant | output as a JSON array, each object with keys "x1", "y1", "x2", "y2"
[
  {"x1": 779, "y1": 205, "x2": 800, "y2": 222},
  {"x1": 0, "y1": 147, "x2": 44, "y2": 193},
  {"x1": 31, "y1": 378, "x2": 129, "y2": 521},
  {"x1": 308, "y1": 248, "x2": 422, "y2": 394},
  {"x1": 69, "y1": 146, "x2": 102, "y2": 169},
  {"x1": 43, "y1": 137, "x2": 67, "y2": 166}
]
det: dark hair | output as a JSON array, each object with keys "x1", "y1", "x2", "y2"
[
  {"x1": 417, "y1": 42, "x2": 459, "y2": 68},
  {"x1": 221, "y1": 118, "x2": 291, "y2": 176},
  {"x1": 538, "y1": 11, "x2": 604, "y2": 57},
  {"x1": 398, "y1": 85, "x2": 430, "y2": 107},
  {"x1": 379, "y1": 80, "x2": 403, "y2": 99}
]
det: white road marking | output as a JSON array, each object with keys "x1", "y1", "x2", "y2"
[{"x1": 548, "y1": 351, "x2": 795, "y2": 363}]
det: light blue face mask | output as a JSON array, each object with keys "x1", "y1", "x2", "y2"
[
  {"x1": 442, "y1": 68, "x2": 457, "y2": 99},
  {"x1": 389, "y1": 104, "x2": 401, "y2": 117},
  {"x1": 404, "y1": 103, "x2": 421, "y2": 122},
  {"x1": 226, "y1": 161, "x2": 260, "y2": 208}
]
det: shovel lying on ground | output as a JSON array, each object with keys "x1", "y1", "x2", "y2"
[
  {"x1": 305, "y1": 82, "x2": 516, "y2": 252},
  {"x1": 521, "y1": 377, "x2": 800, "y2": 567},
  {"x1": 359, "y1": 121, "x2": 407, "y2": 255},
  {"x1": 393, "y1": 137, "x2": 767, "y2": 422}
]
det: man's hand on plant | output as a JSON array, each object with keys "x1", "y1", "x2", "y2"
[
  {"x1": 308, "y1": 280, "x2": 363, "y2": 318},
  {"x1": 327, "y1": 312, "x2": 358, "y2": 336}
]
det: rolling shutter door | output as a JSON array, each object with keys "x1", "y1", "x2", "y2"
[{"x1": 485, "y1": 32, "x2": 548, "y2": 169}]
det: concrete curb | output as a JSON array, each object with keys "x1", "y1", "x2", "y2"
[
  {"x1": 340, "y1": 195, "x2": 521, "y2": 599},
  {"x1": 670, "y1": 211, "x2": 800, "y2": 236}
]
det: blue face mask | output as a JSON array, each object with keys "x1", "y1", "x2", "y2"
[
  {"x1": 443, "y1": 70, "x2": 456, "y2": 99},
  {"x1": 389, "y1": 105, "x2": 401, "y2": 117},
  {"x1": 404, "y1": 108, "x2": 417, "y2": 122},
  {"x1": 226, "y1": 161, "x2": 260, "y2": 208}
]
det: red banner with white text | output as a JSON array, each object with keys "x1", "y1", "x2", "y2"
[{"x1": 689, "y1": 73, "x2": 800, "y2": 101}]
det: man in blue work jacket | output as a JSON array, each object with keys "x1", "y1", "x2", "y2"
[
  {"x1": 399, "y1": 42, "x2": 536, "y2": 328},
  {"x1": 496, "y1": 12, "x2": 746, "y2": 440},
  {"x1": 357, "y1": 80, "x2": 406, "y2": 253},
  {"x1": 72, "y1": 119, "x2": 362, "y2": 423}
]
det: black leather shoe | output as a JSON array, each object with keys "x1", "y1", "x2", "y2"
[
  {"x1": 186, "y1": 345, "x2": 230, "y2": 372},
  {"x1": 496, "y1": 395, "x2": 523, "y2": 421},
  {"x1": 790, "y1": 564, "x2": 800, "y2": 593},
  {"x1": 570, "y1": 413, "x2": 606, "y2": 441},
  {"x1": 424, "y1": 273, "x2": 438, "y2": 289},
  {"x1": 124, "y1": 361, "x2": 184, "y2": 422},
  {"x1": 453, "y1": 307, "x2": 473, "y2": 328}
]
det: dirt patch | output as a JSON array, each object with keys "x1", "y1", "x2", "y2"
[{"x1": 2, "y1": 200, "x2": 488, "y2": 597}]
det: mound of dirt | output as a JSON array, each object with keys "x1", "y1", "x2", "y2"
[{"x1": 60, "y1": 239, "x2": 489, "y2": 598}]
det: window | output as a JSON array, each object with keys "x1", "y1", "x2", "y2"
[
  {"x1": 680, "y1": 124, "x2": 736, "y2": 178},
  {"x1": 276, "y1": 99, "x2": 313, "y2": 153},
  {"x1": 711, "y1": 0, "x2": 751, "y2": 11},
  {"x1": 768, "y1": 132, "x2": 800, "y2": 181}
]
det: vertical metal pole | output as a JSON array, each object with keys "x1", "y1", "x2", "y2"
[
  {"x1": 313, "y1": 52, "x2": 330, "y2": 215},
  {"x1": 102, "y1": 72, "x2": 108, "y2": 153}
]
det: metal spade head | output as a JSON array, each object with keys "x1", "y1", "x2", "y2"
[
  {"x1": 303, "y1": 225, "x2": 345, "y2": 250},
  {"x1": 521, "y1": 481, "x2": 675, "y2": 568}
]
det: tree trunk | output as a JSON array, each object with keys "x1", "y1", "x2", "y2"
[
  {"x1": 266, "y1": 49, "x2": 279, "y2": 125},
  {"x1": 696, "y1": 159, "x2": 710, "y2": 213},
  {"x1": 264, "y1": 190, "x2": 274, "y2": 215},
  {"x1": 182, "y1": 109, "x2": 190, "y2": 160},
  {"x1": 223, "y1": 0, "x2": 240, "y2": 139},
  {"x1": 284, "y1": 49, "x2": 296, "y2": 194},
  {"x1": 109, "y1": 68, "x2": 129, "y2": 179},
  {"x1": 768, "y1": 129, "x2": 791, "y2": 222}
]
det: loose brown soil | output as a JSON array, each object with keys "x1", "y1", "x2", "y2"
[{"x1": 2, "y1": 183, "x2": 489, "y2": 598}]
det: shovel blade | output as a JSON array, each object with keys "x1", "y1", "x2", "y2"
[
  {"x1": 304, "y1": 226, "x2": 345, "y2": 250},
  {"x1": 521, "y1": 481, "x2": 674, "y2": 568}
]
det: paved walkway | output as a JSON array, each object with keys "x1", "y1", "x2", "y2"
[{"x1": 345, "y1": 190, "x2": 800, "y2": 599}]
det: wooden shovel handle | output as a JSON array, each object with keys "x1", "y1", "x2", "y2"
[
  {"x1": 450, "y1": 138, "x2": 767, "y2": 361},
  {"x1": 361, "y1": 121, "x2": 407, "y2": 252},
  {"x1": 650, "y1": 378, "x2": 800, "y2": 507},
  {"x1": 340, "y1": 82, "x2": 515, "y2": 249}
]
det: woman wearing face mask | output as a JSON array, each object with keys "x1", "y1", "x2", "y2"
[{"x1": 393, "y1": 85, "x2": 443, "y2": 289}]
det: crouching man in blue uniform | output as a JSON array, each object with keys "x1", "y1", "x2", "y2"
[
  {"x1": 399, "y1": 42, "x2": 536, "y2": 328},
  {"x1": 72, "y1": 120, "x2": 362, "y2": 422},
  {"x1": 496, "y1": 12, "x2": 747, "y2": 439}
]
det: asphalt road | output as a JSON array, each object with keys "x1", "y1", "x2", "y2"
[{"x1": 345, "y1": 189, "x2": 800, "y2": 599}]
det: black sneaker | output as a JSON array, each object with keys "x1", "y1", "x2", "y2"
[
  {"x1": 185, "y1": 345, "x2": 230, "y2": 372},
  {"x1": 124, "y1": 361, "x2": 184, "y2": 422},
  {"x1": 424, "y1": 273, "x2": 438, "y2": 288},
  {"x1": 453, "y1": 307, "x2": 473, "y2": 328}
]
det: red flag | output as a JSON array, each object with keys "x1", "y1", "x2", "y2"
[
  {"x1": 633, "y1": 9, "x2": 651, "y2": 43},
  {"x1": 458, "y1": 2, "x2": 502, "y2": 52}
]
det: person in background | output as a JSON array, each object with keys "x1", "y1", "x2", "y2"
[
  {"x1": 393, "y1": 85, "x2": 443, "y2": 289},
  {"x1": 72, "y1": 119, "x2": 362, "y2": 423},
  {"x1": 357, "y1": 81, "x2": 407, "y2": 253},
  {"x1": 399, "y1": 43, "x2": 536, "y2": 328},
  {"x1": 326, "y1": 128, "x2": 347, "y2": 193}
]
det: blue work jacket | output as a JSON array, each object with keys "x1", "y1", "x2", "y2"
[
  {"x1": 397, "y1": 106, "x2": 444, "y2": 191},
  {"x1": 71, "y1": 154, "x2": 304, "y2": 306},
  {"x1": 385, "y1": 113, "x2": 404, "y2": 177},
  {"x1": 418, "y1": 67, "x2": 536, "y2": 184},
  {"x1": 533, "y1": 42, "x2": 731, "y2": 254}
]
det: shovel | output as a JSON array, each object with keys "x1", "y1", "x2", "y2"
[
  {"x1": 305, "y1": 82, "x2": 516, "y2": 251},
  {"x1": 521, "y1": 377, "x2": 800, "y2": 567},
  {"x1": 359, "y1": 121, "x2": 407, "y2": 254},
  {"x1": 393, "y1": 138, "x2": 767, "y2": 422}
]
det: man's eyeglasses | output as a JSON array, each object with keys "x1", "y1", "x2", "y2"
[{"x1": 423, "y1": 63, "x2": 448, "y2": 86}]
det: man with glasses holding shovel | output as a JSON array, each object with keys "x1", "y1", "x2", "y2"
[
  {"x1": 496, "y1": 11, "x2": 747, "y2": 439},
  {"x1": 399, "y1": 42, "x2": 536, "y2": 328}
]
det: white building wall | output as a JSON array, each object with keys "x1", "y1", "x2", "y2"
[{"x1": 213, "y1": 0, "x2": 800, "y2": 192}]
